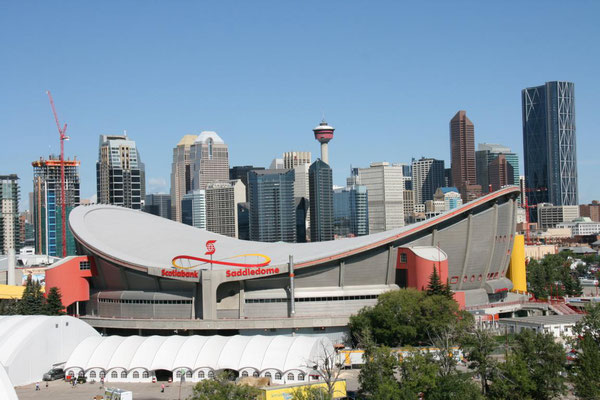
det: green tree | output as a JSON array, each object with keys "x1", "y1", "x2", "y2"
[
  {"x1": 459, "y1": 328, "x2": 497, "y2": 395},
  {"x1": 571, "y1": 303, "x2": 600, "y2": 399},
  {"x1": 0, "y1": 299, "x2": 19, "y2": 315},
  {"x1": 44, "y1": 287, "x2": 65, "y2": 315},
  {"x1": 18, "y1": 277, "x2": 45, "y2": 315},
  {"x1": 358, "y1": 344, "x2": 400, "y2": 398},
  {"x1": 426, "y1": 266, "x2": 453, "y2": 299},
  {"x1": 187, "y1": 372, "x2": 260, "y2": 400},
  {"x1": 349, "y1": 289, "x2": 470, "y2": 347},
  {"x1": 489, "y1": 329, "x2": 566, "y2": 400}
]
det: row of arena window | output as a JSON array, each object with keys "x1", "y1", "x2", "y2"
[{"x1": 66, "y1": 368, "x2": 310, "y2": 382}]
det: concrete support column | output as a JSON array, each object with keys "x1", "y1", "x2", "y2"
[
  {"x1": 482, "y1": 204, "x2": 499, "y2": 288},
  {"x1": 201, "y1": 273, "x2": 217, "y2": 320},
  {"x1": 338, "y1": 260, "x2": 345, "y2": 287},
  {"x1": 458, "y1": 214, "x2": 473, "y2": 290},
  {"x1": 7, "y1": 248, "x2": 15, "y2": 286},
  {"x1": 386, "y1": 245, "x2": 395, "y2": 285},
  {"x1": 239, "y1": 281, "x2": 245, "y2": 318}
]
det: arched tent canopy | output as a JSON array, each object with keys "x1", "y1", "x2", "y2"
[
  {"x1": 0, "y1": 315, "x2": 100, "y2": 386},
  {"x1": 65, "y1": 335, "x2": 333, "y2": 376},
  {"x1": 0, "y1": 363, "x2": 17, "y2": 400}
]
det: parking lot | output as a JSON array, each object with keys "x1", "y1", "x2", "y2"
[
  {"x1": 15, "y1": 370, "x2": 360, "y2": 400},
  {"x1": 16, "y1": 380, "x2": 197, "y2": 400}
]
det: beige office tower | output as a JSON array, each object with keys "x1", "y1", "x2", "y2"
[
  {"x1": 205, "y1": 180, "x2": 246, "y2": 238},
  {"x1": 358, "y1": 162, "x2": 405, "y2": 233},
  {"x1": 191, "y1": 132, "x2": 230, "y2": 191},
  {"x1": 170, "y1": 135, "x2": 198, "y2": 222},
  {"x1": 283, "y1": 151, "x2": 311, "y2": 169}
]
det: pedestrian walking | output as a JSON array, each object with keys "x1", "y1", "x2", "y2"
[
  {"x1": 161, "y1": 383, "x2": 165, "y2": 393},
  {"x1": 35, "y1": 382, "x2": 40, "y2": 391}
]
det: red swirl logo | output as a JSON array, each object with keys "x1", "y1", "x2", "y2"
[{"x1": 205, "y1": 240, "x2": 216, "y2": 256}]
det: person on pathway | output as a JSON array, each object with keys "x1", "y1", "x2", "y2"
[
  {"x1": 35, "y1": 382, "x2": 40, "y2": 391},
  {"x1": 161, "y1": 383, "x2": 165, "y2": 393}
]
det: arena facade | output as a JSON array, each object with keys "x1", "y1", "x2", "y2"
[{"x1": 49, "y1": 186, "x2": 520, "y2": 336}]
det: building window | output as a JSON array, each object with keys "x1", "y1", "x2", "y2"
[
  {"x1": 186, "y1": 371, "x2": 192, "y2": 378},
  {"x1": 298, "y1": 373, "x2": 305, "y2": 381},
  {"x1": 253, "y1": 371, "x2": 259, "y2": 377},
  {"x1": 121, "y1": 371, "x2": 127, "y2": 379},
  {"x1": 400, "y1": 253, "x2": 407, "y2": 263},
  {"x1": 287, "y1": 373, "x2": 294, "y2": 381},
  {"x1": 275, "y1": 372, "x2": 282, "y2": 380},
  {"x1": 176, "y1": 371, "x2": 181, "y2": 378},
  {"x1": 100, "y1": 371, "x2": 105, "y2": 379},
  {"x1": 143, "y1": 371, "x2": 149, "y2": 378},
  {"x1": 265, "y1": 372, "x2": 272, "y2": 379},
  {"x1": 79, "y1": 260, "x2": 91, "y2": 270},
  {"x1": 198, "y1": 371, "x2": 205, "y2": 379},
  {"x1": 90, "y1": 371, "x2": 96, "y2": 379},
  {"x1": 133, "y1": 371, "x2": 139, "y2": 379},
  {"x1": 111, "y1": 371, "x2": 118, "y2": 379},
  {"x1": 242, "y1": 371, "x2": 248, "y2": 377},
  {"x1": 208, "y1": 371, "x2": 214, "y2": 379},
  {"x1": 68, "y1": 370, "x2": 74, "y2": 377},
  {"x1": 78, "y1": 371, "x2": 83, "y2": 377}
]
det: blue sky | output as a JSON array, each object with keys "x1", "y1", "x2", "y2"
[{"x1": 1, "y1": 1, "x2": 599, "y2": 208}]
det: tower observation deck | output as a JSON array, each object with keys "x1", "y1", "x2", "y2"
[{"x1": 313, "y1": 120, "x2": 335, "y2": 165}]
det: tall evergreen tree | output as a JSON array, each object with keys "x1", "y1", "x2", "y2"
[
  {"x1": 426, "y1": 265, "x2": 453, "y2": 299},
  {"x1": 44, "y1": 287, "x2": 65, "y2": 315},
  {"x1": 18, "y1": 276, "x2": 45, "y2": 315}
]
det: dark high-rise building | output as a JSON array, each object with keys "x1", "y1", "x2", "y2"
[
  {"x1": 522, "y1": 81, "x2": 578, "y2": 221},
  {"x1": 412, "y1": 158, "x2": 445, "y2": 205},
  {"x1": 237, "y1": 202, "x2": 250, "y2": 240},
  {"x1": 295, "y1": 197, "x2": 308, "y2": 243},
  {"x1": 475, "y1": 143, "x2": 519, "y2": 193},
  {"x1": 309, "y1": 159, "x2": 333, "y2": 242},
  {"x1": 171, "y1": 135, "x2": 197, "y2": 222},
  {"x1": 97, "y1": 135, "x2": 145, "y2": 210},
  {"x1": 0, "y1": 175, "x2": 20, "y2": 254},
  {"x1": 488, "y1": 154, "x2": 515, "y2": 192},
  {"x1": 248, "y1": 169, "x2": 296, "y2": 242},
  {"x1": 450, "y1": 111, "x2": 480, "y2": 201},
  {"x1": 32, "y1": 156, "x2": 80, "y2": 256},
  {"x1": 144, "y1": 194, "x2": 171, "y2": 220},
  {"x1": 230, "y1": 165, "x2": 265, "y2": 199}
]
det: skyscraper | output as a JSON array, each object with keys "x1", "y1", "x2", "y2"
[
  {"x1": 248, "y1": 169, "x2": 296, "y2": 242},
  {"x1": 190, "y1": 131, "x2": 230, "y2": 191},
  {"x1": 283, "y1": 151, "x2": 311, "y2": 169},
  {"x1": 358, "y1": 162, "x2": 404, "y2": 233},
  {"x1": 475, "y1": 143, "x2": 519, "y2": 193},
  {"x1": 32, "y1": 156, "x2": 80, "y2": 256},
  {"x1": 309, "y1": 159, "x2": 333, "y2": 242},
  {"x1": 229, "y1": 165, "x2": 265, "y2": 199},
  {"x1": 181, "y1": 189, "x2": 206, "y2": 229},
  {"x1": 170, "y1": 135, "x2": 198, "y2": 222},
  {"x1": 450, "y1": 110, "x2": 480, "y2": 201},
  {"x1": 205, "y1": 180, "x2": 246, "y2": 238},
  {"x1": 144, "y1": 193, "x2": 171, "y2": 220},
  {"x1": 0, "y1": 175, "x2": 20, "y2": 254},
  {"x1": 97, "y1": 134, "x2": 145, "y2": 210},
  {"x1": 522, "y1": 81, "x2": 578, "y2": 219},
  {"x1": 488, "y1": 154, "x2": 515, "y2": 192},
  {"x1": 333, "y1": 184, "x2": 368, "y2": 238},
  {"x1": 411, "y1": 157, "x2": 445, "y2": 205}
]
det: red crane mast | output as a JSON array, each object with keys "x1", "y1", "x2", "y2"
[{"x1": 46, "y1": 91, "x2": 69, "y2": 257}]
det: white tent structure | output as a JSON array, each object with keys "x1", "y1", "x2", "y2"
[
  {"x1": 0, "y1": 364, "x2": 18, "y2": 400},
  {"x1": 0, "y1": 315, "x2": 100, "y2": 386},
  {"x1": 65, "y1": 335, "x2": 333, "y2": 384}
]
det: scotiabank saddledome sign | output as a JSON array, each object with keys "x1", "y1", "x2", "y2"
[{"x1": 165, "y1": 240, "x2": 279, "y2": 279}]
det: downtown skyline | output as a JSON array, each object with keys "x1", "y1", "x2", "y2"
[{"x1": 1, "y1": 2, "x2": 599, "y2": 208}]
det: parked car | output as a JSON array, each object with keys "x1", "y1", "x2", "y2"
[{"x1": 42, "y1": 368, "x2": 65, "y2": 381}]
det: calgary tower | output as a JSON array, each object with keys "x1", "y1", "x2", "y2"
[{"x1": 312, "y1": 119, "x2": 335, "y2": 165}]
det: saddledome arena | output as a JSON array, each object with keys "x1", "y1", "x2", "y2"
[{"x1": 66, "y1": 187, "x2": 520, "y2": 337}]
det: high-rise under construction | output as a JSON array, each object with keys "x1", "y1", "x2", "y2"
[{"x1": 32, "y1": 156, "x2": 80, "y2": 256}]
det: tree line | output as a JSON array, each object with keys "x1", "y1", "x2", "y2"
[{"x1": 0, "y1": 276, "x2": 65, "y2": 316}]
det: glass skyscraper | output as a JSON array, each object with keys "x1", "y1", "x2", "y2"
[
  {"x1": 522, "y1": 81, "x2": 578, "y2": 220},
  {"x1": 309, "y1": 159, "x2": 333, "y2": 242},
  {"x1": 248, "y1": 169, "x2": 296, "y2": 242}
]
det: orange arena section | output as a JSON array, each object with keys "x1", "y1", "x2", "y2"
[{"x1": 45, "y1": 256, "x2": 95, "y2": 310}]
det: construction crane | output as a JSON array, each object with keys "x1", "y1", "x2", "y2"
[{"x1": 46, "y1": 91, "x2": 70, "y2": 258}]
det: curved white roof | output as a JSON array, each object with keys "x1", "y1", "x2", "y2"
[
  {"x1": 65, "y1": 335, "x2": 332, "y2": 374},
  {"x1": 0, "y1": 316, "x2": 100, "y2": 386},
  {"x1": 69, "y1": 187, "x2": 521, "y2": 272},
  {"x1": 0, "y1": 363, "x2": 17, "y2": 400},
  {"x1": 195, "y1": 131, "x2": 224, "y2": 144}
]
